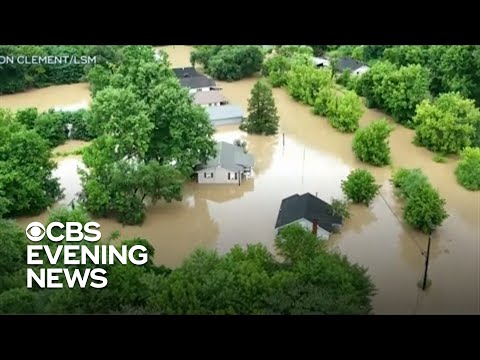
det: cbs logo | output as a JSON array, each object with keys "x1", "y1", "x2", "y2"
[{"x1": 25, "y1": 221, "x2": 101, "y2": 242}]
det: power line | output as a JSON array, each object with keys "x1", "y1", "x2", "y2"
[{"x1": 377, "y1": 190, "x2": 424, "y2": 255}]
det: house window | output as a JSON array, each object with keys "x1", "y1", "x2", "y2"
[
  {"x1": 228, "y1": 172, "x2": 238, "y2": 180},
  {"x1": 204, "y1": 172, "x2": 214, "y2": 179}
]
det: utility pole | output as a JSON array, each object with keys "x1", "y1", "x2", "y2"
[{"x1": 421, "y1": 230, "x2": 432, "y2": 291}]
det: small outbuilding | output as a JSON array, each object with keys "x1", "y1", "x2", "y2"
[{"x1": 193, "y1": 90, "x2": 229, "y2": 107}]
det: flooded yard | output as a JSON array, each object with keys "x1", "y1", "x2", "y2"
[{"x1": 6, "y1": 46, "x2": 480, "y2": 314}]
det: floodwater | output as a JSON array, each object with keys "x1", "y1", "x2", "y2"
[
  {"x1": 0, "y1": 83, "x2": 91, "y2": 112},
  {"x1": 7, "y1": 46, "x2": 480, "y2": 314}
]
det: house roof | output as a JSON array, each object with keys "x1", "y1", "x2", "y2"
[
  {"x1": 172, "y1": 67, "x2": 202, "y2": 78},
  {"x1": 312, "y1": 57, "x2": 330, "y2": 67},
  {"x1": 193, "y1": 90, "x2": 228, "y2": 105},
  {"x1": 335, "y1": 57, "x2": 367, "y2": 72},
  {"x1": 197, "y1": 141, "x2": 254, "y2": 172},
  {"x1": 206, "y1": 105, "x2": 244, "y2": 122},
  {"x1": 275, "y1": 193, "x2": 343, "y2": 232},
  {"x1": 179, "y1": 76, "x2": 216, "y2": 89}
]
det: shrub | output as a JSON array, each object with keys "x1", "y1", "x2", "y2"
[
  {"x1": 341, "y1": 169, "x2": 380, "y2": 205},
  {"x1": 455, "y1": 147, "x2": 480, "y2": 190},
  {"x1": 352, "y1": 119, "x2": 393, "y2": 166}
]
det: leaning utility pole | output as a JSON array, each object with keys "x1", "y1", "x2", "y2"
[{"x1": 421, "y1": 230, "x2": 433, "y2": 291}]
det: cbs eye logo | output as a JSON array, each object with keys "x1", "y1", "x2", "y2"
[{"x1": 25, "y1": 222, "x2": 46, "y2": 242}]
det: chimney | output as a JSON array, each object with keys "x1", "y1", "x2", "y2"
[{"x1": 312, "y1": 218, "x2": 318, "y2": 236}]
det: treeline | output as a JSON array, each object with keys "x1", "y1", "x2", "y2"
[
  {"x1": 266, "y1": 45, "x2": 480, "y2": 191},
  {"x1": 263, "y1": 45, "x2": 365, "y2": 134},
  {"x1": 0, "y1": 207, "x2": 375, "y2": 315},
  {"x1": 0, "y1": 45, "x2": 123, "y2": 94},
  {"x1": 190, "y1": 45, "x2": 264, "y2": 81}
]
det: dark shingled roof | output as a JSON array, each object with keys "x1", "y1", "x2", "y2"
[
  {"x1": 172, "y1": 67, "x2": 202, "y2": 78},
  {"x1": 275, "y1": 193, "x2": 343, "y2": 232},
  {"x1": 179, "y1": 76, "x2": 216, "y2": 89},
  {"x1": 335, "y1": 57, "x2": 366, "y2": 72}
]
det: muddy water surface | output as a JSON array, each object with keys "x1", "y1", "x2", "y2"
[
  {"x1": 0, "y1": 83, "x2": 91, "y2": 112},
  {"x1": 8, "y1": 46, "x2": 480, "y2": 314}
]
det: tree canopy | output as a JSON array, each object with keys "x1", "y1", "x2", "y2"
[
  {"x1": 80, "y1": 46, "x2": 216, "y2": 225},
  {"x1": 240, "y1": 79, "x2": 280, "y2": 135},
  {"x1": 455, "y1": 147, "x2": 480, "y2": 191},
  {"x1": 341, "y1": 169, "x2": 380, "y2": 206},
  {"x1": 190, "y1": 46, "x2": 264, "y2": 81},
  {"x1": 0, "y1": 109, "x2": 62, "y2": 217},
  {"x1": 352, "y1": 119, "x2": 393, "y2": 166},
  {"x1": 413, "y1": 92, "x2": 480, "y2": 154}
]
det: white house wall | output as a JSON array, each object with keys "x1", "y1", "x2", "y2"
[
  {"x1": 188, "y1": 87, "x2": 212, "y2": 95},
  {"x1": 197, "y1": 166, "x2": 241, "y2": 185},
  {"x1": 277, "y1": 218, "x2": 331, "y2": 240},
  {"x1": 354, "y1": 66, "x2": 370, "y2": 75}
]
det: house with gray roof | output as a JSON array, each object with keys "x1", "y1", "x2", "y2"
[
  {"x1": 195, "y1": 141, "x2": 254, "y2": 185},
  {"x1": 206, "y1": 105, "x2": 244, "y2": 126},
  {"x1": 335, "y1": 57, "x2": 370, "y2": 75},
  {"x1": 193, "y1": 90, "x2": 229, "y2": 107},
  {"x1": 172, "y1": 67, "x2": 217, "y2": 94},
  {"x1": 275, "y1": 193, "x2": 343, "y2": 239}
]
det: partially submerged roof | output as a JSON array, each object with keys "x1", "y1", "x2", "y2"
[
  {"x1": 335, "y1": 57, "x2": 367, "y2": 72},
  {"x1": 206, "y1": 105, "x2": 244, "y2": 121},
  {"x1": 197, "y1": 141, "x2": 254, "y2": 172},
  {"x1": 275, "y1": 193, "x2": 343, "y2": 232},
  {"x1": 312, "y1": 56, "x2": 330, "y2": 67},
  {"x1": 193, "y1": 90, "x2": 228, "y2": 105},
  {"x1": 179, "y1": 76, "x2": 216, "y2": 89},
  {"x1": 172, "y1": 67, "x2": 202, "y2": 78}
]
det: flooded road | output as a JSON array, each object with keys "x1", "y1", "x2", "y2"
[{"x1": 8, "y1": 46, "x2": 480, "y2": 314}]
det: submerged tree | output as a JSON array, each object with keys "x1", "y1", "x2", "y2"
[
  {"x1": 240, "y1": 79, "x2": 279, "y2": 135},
  {"x1": 413, "y1": 92, "x2": 480, "y2": 154},
  {"x1": 327, "y1": 90, "x2": 364, "y2": 133},
  {"x1": 455, "y1": 147, "x2": 480, "y2": 191},
  {"x1": 341, "y1": 169, "x2": 380, "y2": 206},
  {"x1": 352, "y1": 119, "x2": 393, "y2": 166}
]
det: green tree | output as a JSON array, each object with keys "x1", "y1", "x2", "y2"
[
  {"x1": 0, "y1": 110, "x2": 62, "y2": 217},
  {"x1": 205, "y1": 46, "x2": 264, "y2": 81},
  {"x1": 147, "y1": 78, "x2": 216, "y2": 175},
  {"x1": 87, "y1": 65, "x2": 113, "y2": 96},
  {"x1": 88, "y1": 86, "x2": 153, "y2": 158},
  {"x1": 275, "y1": 224, "x2": 324, "y2": 263},
  {"x1": 341, "y1": 169, "x2": 380, "y2": 205},
  {"x1": 313, "y1": 88, "x2": 336, "y2": 116},
  {"x1": 391, "y1": 168, "x2": 448, "y2": 233},
  {"x1": 240, "y1": 79, "x2": 279, "y2": 135},
  {"x1": 403, "y1": 185, "x2": 448, "y2": 233},
  {"x1": 352, "y1": 119, "x2": 393, "y2": 166},
  {"x1": 327, "y1": 90, "x2": 364, "y2": 133},
  {"x1": 413, "y1": 92, "x2": 480, "y2": 154},
  {"x1": 455, "y1": 147, "x2": 480, "y2": 190},
  {"x1": 263, "y1": 55, "x2": 291, "y2": 87},
  {"x1": 15, "y1": 107, "x2": 39, "y2": 129},
  {"x1": 287, "y1": 65, "x2": 332, "y2": 106},
  {"x1": 33, "y1": 110, "x2": 67, "y2": 147}
]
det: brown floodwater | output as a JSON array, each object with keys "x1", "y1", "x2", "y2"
[
  {"x1": 0, "y1": 83, "x2": 91, "y2": 112},
  {"x1": 8, "y1": 46, "x2": 480, "y2": 314}
]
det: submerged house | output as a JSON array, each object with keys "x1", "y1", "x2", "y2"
[
  {"x1": 195, "y1": 141, "x2": 254, "y2": 185},
  {"x1": 173, "y1": 67, "x2": 217, "y2": 94},
  {"x1": 206, "y1": 105, "x2": 244, "y2": 126},
  {"x1": 335, "y1": 57, "x2": 370, "y2": 75},
  {"x1": 193, "y1": 90, "x2": 229, "y2": 107},
  {"x1": 275, "y1": 193, "x2": 343, "y2": 239}
]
